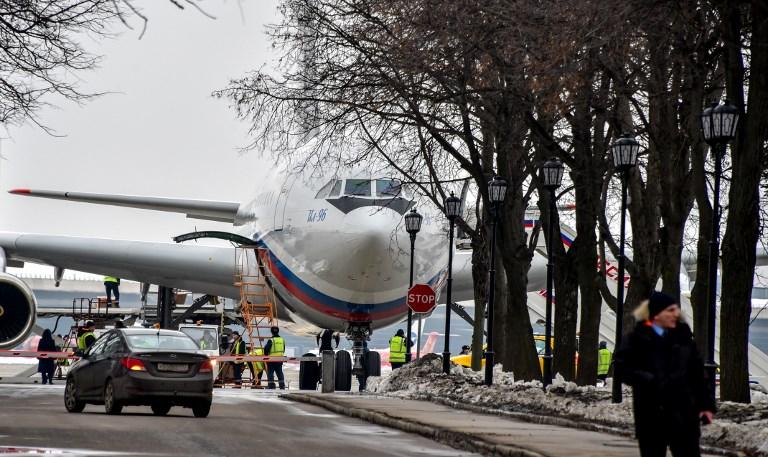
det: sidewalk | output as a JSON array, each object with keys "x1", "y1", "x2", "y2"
[{"x1": 284, "y1": 393, "x2": 723, "y2": 457}]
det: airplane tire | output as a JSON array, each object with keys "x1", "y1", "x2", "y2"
[
  {"x1": 299, "y1": 352, "x2": 319, "y2": 390},
  {"x1": 334, "y1": 350, "x2": 352, "y2": 391},
  {"x1": 365, "y1": 350, "x2": 381, "y2": 377}
]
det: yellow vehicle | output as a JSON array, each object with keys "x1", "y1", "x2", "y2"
[{"x1": 450, "y1": 335, "x2": 554, "y2": 373}]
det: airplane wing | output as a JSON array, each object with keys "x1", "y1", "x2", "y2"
[
  {"x1": 8, "y1": 189, "x2": 248, "y2": 224},
  {"x1": 447, "y1": 248, "x2": 547, "y2": 303},
  {"x1": 0, "y1": 232, "x2": 239, "y2": 299}
]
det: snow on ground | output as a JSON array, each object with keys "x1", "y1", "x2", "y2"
[{"x1": 366, "y1": 354, "x2": 768, "y2": 456}]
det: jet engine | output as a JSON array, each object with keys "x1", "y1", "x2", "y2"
[{"x1": 0, "y1": 272, "x2": 37, "y2": 349}]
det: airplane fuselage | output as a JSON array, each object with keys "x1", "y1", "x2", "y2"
[{"x1": 234, "y1": 170, "x2": 449, "y2": 332}]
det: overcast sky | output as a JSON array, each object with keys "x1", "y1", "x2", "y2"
[{"x1": 0, "y1": 1, "x2": 280, "y2": 276}]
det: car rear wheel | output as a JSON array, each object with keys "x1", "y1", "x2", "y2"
[
  {"x1": 103, "y1": 380, "x2": 123, "y2": 415},
  {"x1": 64, "y1": 377, "x2": 85, "y2": 413},
  {"x1": 151, "y1": 403, "x2": 172, "y2": 416},
  {"x1": 192, "y1": 400, "x2": 211, "y2": 418}
]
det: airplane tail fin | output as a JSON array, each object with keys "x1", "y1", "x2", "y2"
[{"x1": 420, "y1": 331, "x2": 439, "y2": 354}]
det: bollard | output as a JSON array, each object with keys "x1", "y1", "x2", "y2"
[{"x1": 322, "y1": 350, "x2": 335, "y2": 393}]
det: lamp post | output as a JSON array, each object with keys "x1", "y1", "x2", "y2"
[
  {"x1": 485, "y1": 176, "x2": 507, "y2": 386},
  {"x1": 610, "y1": 133, "x2": 640, "y2": 403},
  {"x1": 541, "y1": 158, "x2": 564, "y2": 388},
  {"x1": 404, "y1": 208, "x2": 423, "y2": 363},
  {"x1": 700, "y1": 100, "x2": 740, "y2": 406},
  {"x1": 443, "y1": 192, "x2": 462, "y2": 374}
]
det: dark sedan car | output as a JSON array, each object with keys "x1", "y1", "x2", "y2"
[{"x1": 64, "y1": 328, "x2": 214, "y2": 417}]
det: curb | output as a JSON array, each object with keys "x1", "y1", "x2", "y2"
[
  {"x1": 284, "y1": 392, "x2": 744, "y2": 457},
  {"x1": 283, "y1": 393, "x2": 547, "y2": 457},
  {"x1": 413, "y1": 395, "x2": 743, "y2": 457}
]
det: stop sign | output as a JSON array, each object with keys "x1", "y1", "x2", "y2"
[{"x1": 407, "y1": 284, "x2": 437, "y2": 313}]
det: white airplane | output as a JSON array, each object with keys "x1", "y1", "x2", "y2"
[{"x1": 0, "y1": 166, "x2": 551, "y2": 383}]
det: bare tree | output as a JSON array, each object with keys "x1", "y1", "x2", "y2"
[{"x1": 0, "y1": 0, "x2": 210, "y2": 129}]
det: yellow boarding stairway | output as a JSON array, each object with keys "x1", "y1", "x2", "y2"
[{"x1": 234, "y1": 246, "x2": 278, "y2": 386}]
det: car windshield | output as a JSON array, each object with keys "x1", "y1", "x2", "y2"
[
  {"x1": 178, "y1": 328, "x2": 219, "y2": 351},
  {"x1": 125, "y1": 334, "x2": 199, "y2": 351}
]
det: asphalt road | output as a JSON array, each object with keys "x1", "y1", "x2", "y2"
[{"x1": 0, "y1": 384, "x2": 479, "y2": 457}]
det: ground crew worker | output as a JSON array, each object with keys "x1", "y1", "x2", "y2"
[
  {"x1": 389, "y1": 329, "x2": 407, "y2": 369},
  {"x1": 460, "y1": 345, "x2": 471, "y2": 355},
  {"x1": 77, "y1": 321, "x2": 96, "y2": 351},
  {"x1": 597, "y1": 341, "x2": 612, "y2": 382},
  {"x1": 249, "y1": 345, "x2": 265, "y2": 387},
  {"x1": 200, "y1": 331, "x2": 215, "y2": 350},
  {"x1": 230, "y1": 331, "x2": 246, "y2": 387},
  {"x1": 316, "y1": 329, "x2": 340, "y2": 351},
  {"x1": 264, "y1": 326, "x2": 286, "y2": 389},
  {"x1": 103, "y1": 276, "x2": 120, "y2": 307}
]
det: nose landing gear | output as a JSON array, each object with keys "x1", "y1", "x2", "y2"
[{"x1": 346, "y1": 321, "x2": 371, "y2": 376}]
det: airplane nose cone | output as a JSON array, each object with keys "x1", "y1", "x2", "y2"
[{"x1": 334, "y1": 208, "x2": 409, "y2": 293}]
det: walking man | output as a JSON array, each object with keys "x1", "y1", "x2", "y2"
[{"x1": 615, "y1": 291, "x2": 714, "y2": 457}]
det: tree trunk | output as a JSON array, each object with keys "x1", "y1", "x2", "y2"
[
  {"x1": 719, "y1": 0, "x2": 768, "y2": 403},
  {"x1": 470, "y1": 222, "x2": 489, "y2": 371},
  {"x1": 497, "y1": 110, "x2": 540, "y2": 381}
]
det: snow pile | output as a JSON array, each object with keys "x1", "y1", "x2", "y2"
[{"x1": 366, "y1": 355, "x2": 768, "y2": 456}]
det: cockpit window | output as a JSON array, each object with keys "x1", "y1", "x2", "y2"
[
  {"x1": 329, "y1": 180, "x2": 342, "y2": 197},
  {"x1": 314, "y1": 180, "x2": 336, "y2": 199},
  {"x1": 376, "y1": 179, "x2": 402, "y2": 198},
  {"x1": 344, "y1": 179, "x2": 371, "y2": 197}
]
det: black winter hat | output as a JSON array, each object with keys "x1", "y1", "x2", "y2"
[{"x1": 648, "y1": 291, "x2": 678, "y2": 318}]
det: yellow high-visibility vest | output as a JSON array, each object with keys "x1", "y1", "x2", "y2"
[
  {"x1": 597, "y1": 348, "x2": 612, "y2": 375},
  {"x1": 250, "y1": 347, "x2": 264, "y2": 371},
  {"x1": 389, "y1": 336, "x2": 406, "y2": 363},
  {"x1": 77, "y1": 332, "x2": 94, "y2": 350},
  {"x1": 269, "y1": 337, "x2": 285, "y2": 357},
  {"x1": 104, "y1": 276, "x2": 119, "y2": 283},
  {"x1": 233, "y1": 340, "x2": 245, "y2": 364}
]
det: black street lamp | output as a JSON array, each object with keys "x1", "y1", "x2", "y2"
[
  {"x1": 700, "y1": 100, "x2": 739, "y2": 405},
  {"x1": 541, "y1": 158, "x2": 564, "y2": 388},
  {"x1": 485, "y1": 176, "x2": 507, "y2": 386},
  {"x1": 404, "y1": 208, "x2": 423, "y2": 363},
  {"x1": 610, "y1": 133, "x2": 640, "y2": 403},
  {"x1": 443, "y1": 192, "x2": 462, "y2": 374}
]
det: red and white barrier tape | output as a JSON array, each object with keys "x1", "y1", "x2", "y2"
[
  {"x1": 0, "y1": 350, "x2": 78, "y2": 359},
  {"x1": 0, "y1": 351, "x2": 320, "y2": 363},
  {"x1": 212, "y1": 355, "x2": 319, "y2": 362}
]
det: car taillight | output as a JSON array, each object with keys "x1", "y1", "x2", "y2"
[
  {"x1": 121, "y1": 357, "x2": 146, "y2": 371},
  {"x1": 199, "y1": 360, "x2": 213, "y2": 373}
]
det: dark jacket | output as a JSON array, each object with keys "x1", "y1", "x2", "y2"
[
  {"x1": 615, "y1": 321, "x2": 714, "y2": 437},
  {"x1": 316, "y1": 329, "x2": 339, "y2": 351},
  {"x1": 37, "y1": 336, "x2": 57, "y2": 373},
  {"x1": 230, "y1": 338, "x2": 247, "y2": 356}
]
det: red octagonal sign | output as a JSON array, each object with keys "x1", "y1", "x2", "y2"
[{"x1": 407, "y1": 284, "x2": 437, "y2": 313}]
